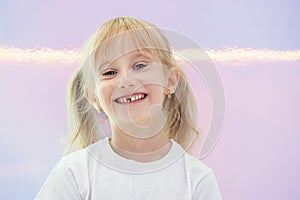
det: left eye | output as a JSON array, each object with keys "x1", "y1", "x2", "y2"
[{"x1": 133, "y1": 63, "x2": 147, "y2": 70}]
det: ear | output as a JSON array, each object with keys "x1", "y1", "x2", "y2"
[
  {"x1": 84, "y1": 86, "x2": 102, "y2": 112},
  {"x1": 166, "y1": 68, "x2": 179, "y2": 94}
]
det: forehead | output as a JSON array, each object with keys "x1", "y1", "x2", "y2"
[
  {"x1": 112, "y1": 50, "x2": 154, "y2": 63},
  {"x1": 94, "y1": 29, "x2": 164, "y2": 68},
  {"x1": 96, "y1": 42, "x2": 159, "y2": 69},
  {"x1": 97, "y1": 50, "x2": 158, "y2": 72}
]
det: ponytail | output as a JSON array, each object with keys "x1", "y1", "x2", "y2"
[
  {"x1": 163, "y1": 63, "x2": 200, "y2": 154},
  {"x1": 63, "y1": 68, "x2": 103, "y2": 154}
]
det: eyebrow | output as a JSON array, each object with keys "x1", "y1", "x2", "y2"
[{"x1": 130, "y1": 52, "x2": 153, "y2": 60}]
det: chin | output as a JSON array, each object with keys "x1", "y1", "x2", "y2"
[{"x1": 116, "y1": 115, "x2": 151, "y2": 126}]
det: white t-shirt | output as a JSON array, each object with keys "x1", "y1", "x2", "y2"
[{"x1": 35, "y1": 137, "x2": 222, "y2": 200}]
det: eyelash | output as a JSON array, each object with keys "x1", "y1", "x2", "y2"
[
  {"x1": 101, "y1": 63, "x2": 147, "y2": 76},
  {"x1": 133, "y1": 63, "x2": 147, "y2": 70},
  {"x1": 102, "y1": 70, "x2": 117, "y2": 76}
]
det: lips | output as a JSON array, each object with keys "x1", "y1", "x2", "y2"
[{"x1": 114, "y1": 93, "x2": 148, "y2": 104}]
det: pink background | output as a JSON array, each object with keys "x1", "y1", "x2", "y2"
[{"x1": 1, "y1": 0, "x2": 300, "y2": 199}]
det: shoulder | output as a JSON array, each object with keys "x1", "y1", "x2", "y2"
[
  {"x1": 34, "y1": 147, "x2": 95, "y2": 200},
  {"x1": 183, "y1": 153, "x2": 213, "y2": 180},
  {"x1": 61, "y1": 148, "x2": 89, "y2": 166},
  {"x1": 171, "y1": 140, "x2": 213, "y2": 181},
  {"x1": 61, "y1": 138, "x2": 106, "y2": 168},
  {"x1": 35, "y1": 140, "x2": 105, "y2": 199},
  {"x1": 183, "y1": 153, "x2": 223, "y2": 199}
]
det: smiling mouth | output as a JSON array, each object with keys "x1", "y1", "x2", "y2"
[{"x1": 114, "y1": 93, "x2": 148, "y2": 104}]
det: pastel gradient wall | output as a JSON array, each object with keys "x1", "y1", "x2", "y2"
[{"x1": 1, "y1": 0, "x2": 300, "y2": 199}]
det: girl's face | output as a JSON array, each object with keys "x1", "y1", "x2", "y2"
[{"x1": 94, "y1": 49, "x2": 173, "y2": 137}]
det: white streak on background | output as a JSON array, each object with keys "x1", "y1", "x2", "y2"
[
  {"x1": 176, "y1": 47, "x2": 300, "y2": 64},
  {"x1": 0, "y1": 46, "x2": 81, "y2": 64},
  {"x1": 0, "y1": 46, "x2": 300, "y2": 65}
]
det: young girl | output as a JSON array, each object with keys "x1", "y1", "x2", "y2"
[{"x1": 35, "y1": 17, "x2": 222, "y2": 200}]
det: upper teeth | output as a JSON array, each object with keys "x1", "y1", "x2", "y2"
[{"x1": 117, "y1": 94, "x2": 146, "y2": 104}]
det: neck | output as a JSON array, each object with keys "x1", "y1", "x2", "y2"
[{"x1": 109, "y1": 125, "x2": 171, "y2": 162}]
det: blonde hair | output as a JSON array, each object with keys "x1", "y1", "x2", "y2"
[{"x1": 64, "y1": 17, "x2": 200, "y2": 154}]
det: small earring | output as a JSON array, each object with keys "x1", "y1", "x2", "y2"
[
  {"x1": 93, "y1": 106, "x2": 99, "y2": 113},
  {"x1": 167, "y1": 91, "x2": 173, "y2": 98},
  {"x1": 93, "y1": 105, "x2": 102, "y2": 113}
]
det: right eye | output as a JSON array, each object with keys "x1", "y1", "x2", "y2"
[{"x1": 102, "y1": 70, "x2": 117, "y2": 76}]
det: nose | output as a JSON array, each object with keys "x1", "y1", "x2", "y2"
[{"x1": 118, "y1": 71, "x2": 136, "y2": 88}]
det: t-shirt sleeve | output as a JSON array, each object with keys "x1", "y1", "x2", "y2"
[
  {"x1": 35, "y1": 158, "x2": 82, "y2": 200},
  {"x1": 192, "y1": 171, "x2": 222, "y2": 200}
]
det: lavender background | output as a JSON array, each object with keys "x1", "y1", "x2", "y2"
[{"x1": 1, "y1": 0, "x2": 300, "y2": 199}]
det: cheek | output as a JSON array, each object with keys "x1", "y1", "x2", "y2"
[
  {"x1": 97, "y1": 83, "x2": 114, "y2": 108},
  {"x1": 147, "y1": 84, "x2": 166, "y2": 105},
  {"x1": 158, "y1": 87, "x2": 166, "y2": 101},
  {"x1": 142, "y1": 68, "x2": 167, "y2": 86},
  {"x1": 141, "y1": 69, "x2": 167, "y2": 101}
]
